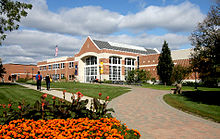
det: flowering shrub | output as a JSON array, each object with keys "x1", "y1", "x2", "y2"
[
  {"x1": 0, "y1": 91, "x2": 113, "y2": 125},
  {"x1": 0, "y1": 118, "x2": 141, "y2": 139}
]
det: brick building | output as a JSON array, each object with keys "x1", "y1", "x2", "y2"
[
  {"x1": 37, "y1": 36, "x2": 196, "y2": 83},
  {"x1": 2, "y1": 64, "x2": 38, "y2": 82}
]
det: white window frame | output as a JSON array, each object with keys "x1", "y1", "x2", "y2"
[{"x1": 109, "y1": 56, "x2": 122, "y2": 81}]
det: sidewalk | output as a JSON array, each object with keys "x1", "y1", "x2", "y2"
[
  {"x1": 16, "y1": 83, "x2": 101, "y2": 109},
  {"x1": 108, "y1": 86, "x2": 220, "y2": 139}
]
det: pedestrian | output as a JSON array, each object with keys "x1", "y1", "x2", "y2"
[
  {"x1": 35, "y1": 71, "x2": 42, "y2": 91},
  {"x1": 45, "y1": 74, "x2": 50, "y2": 91}
]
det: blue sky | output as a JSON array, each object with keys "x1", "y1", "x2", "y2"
[{"x1": 0, "y1": 0, "x2": 218, "y2": 64}]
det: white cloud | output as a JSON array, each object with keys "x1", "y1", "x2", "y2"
[
  {"x1": 19, "y1": 0, "x2": 204, "y2": 35},
  {"x1": 92, "y1": 33, "x2": 189, "y2": 50},
  {"x1": 21, "y1": 0, "x2": 122, "y2": 35},
  {"x1": 119, "y1": 1, "x2": 205, "y2": 32},
  {"x1": 0, "y1": 30, "x2": 83, "y2": 64}
]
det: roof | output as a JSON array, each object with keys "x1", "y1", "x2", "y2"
[
  {"x1": 171, "y1": 49, "x2": 192, "y2": 60},
  {"x1": 92, "y1": 39, "x2": 158, "y2": 55}
]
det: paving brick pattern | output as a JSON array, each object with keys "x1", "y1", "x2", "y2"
[{"x1": 108, "y1": 86, "x2": 220, "y2": 139}]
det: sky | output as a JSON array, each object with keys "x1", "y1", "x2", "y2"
[{"x1": 0, "y1": 0, "x2": 218, "y2": 64}]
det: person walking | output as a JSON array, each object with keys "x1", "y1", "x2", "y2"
[
  {"x1": 45, "y1": 74, "x2": 51, "y2": 91},
  {"x1": 35, "y1": 71, "x2": 42, "y2": 91}
]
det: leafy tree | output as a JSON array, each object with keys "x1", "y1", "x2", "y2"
[
  {"x1": 126, "y1": 70, "x2": 135, "y2": 84},
  {"x1": 157, "y1": 41, "x2": 174, "y2": 85},
  {"x1": 189, "y1": 5, "x2": 220, "y2": 86},
  {"x1": 0, "y1": 0, "x2": 32, "y2": 45},
  {"x1": 0, "y1": 60, "x2": 6, "y2": 78},
  {"x1": 171, "y1": 65, "x2": 191, "y2": 84},
  {"x1": 126, "y1": 69, "x2": 151, "y2": 84}
]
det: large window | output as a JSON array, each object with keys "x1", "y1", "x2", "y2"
[
  {"x1": 109, "y1": 56, "x2": 121, "y2": 81},
  {"x1": 85, "y1": 56, "x2": 97, "y2": 82},
  {"x1": 124, "y1": 58, "x2": 135, "y2": 80}
]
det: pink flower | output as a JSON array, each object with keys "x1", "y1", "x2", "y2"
[
  {"x1": 98, "y1": 93, "x2": 102, "y2": 97},
  {"x1": 52, "y1": 96, "x2": 56, "y2": 100},
  {"x1": 2, "y1": 104, "x2": 6, "y2": 108},
  {"x1": 18, "y1": 105, "x2": 22, "y2": 109}
]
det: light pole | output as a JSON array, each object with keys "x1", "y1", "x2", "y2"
[{"x1": 32, "y1": 68, "x2": 34, "y2": 81}]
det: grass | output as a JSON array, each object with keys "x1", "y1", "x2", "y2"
[
  {"x1": 164, "y1": 91, "x2": 220, "y2": 123},
  {"x1": 142, "y1": 83, "x2": 220, "y2": 91},
  {"x1": 49, "y1": 82, "x2": 131, "y2": 100},
  {"x1": 18, "y1": 80, "x2": 131, "y2": 100},
  {"x1": 0, "y1": 83, "x2": 55, "y2": 113}
]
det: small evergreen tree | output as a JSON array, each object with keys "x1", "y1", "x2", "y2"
[{"x1": 157, "y1": 41, "x2": 174, "y2": 85}]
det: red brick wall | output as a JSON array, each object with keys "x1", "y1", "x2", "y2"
[
  {"x1": 2, "y1": 64, "x2": 37, "y2": 82},
  {"x1": 139, "y1": 54, "x2": 197, "y2": 80}
]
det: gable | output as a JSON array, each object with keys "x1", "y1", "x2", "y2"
[{"x1": 75, "y1": 37, "x2": 100, "y2": 57}]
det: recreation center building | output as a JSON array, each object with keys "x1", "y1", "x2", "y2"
[{"x1": 37, "y1": 36, "x2": 196, "y2": 83}]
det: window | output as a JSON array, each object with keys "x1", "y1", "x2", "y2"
[
  {"x1": 86, "y1": 56, "x2": 97, "y2": 65},
  {"x1": 43, "y1": 66, "x2": 46, "y2": 70},
  {"x1": 53, "y1": 63, "x2": 60, "y2": 69},
  {"x1": 61, "y1": 63, "x2": 65, "y2": 69},
  {"x1": 85, "y1": 56, "x2": 97, "y2": 82},
  {"x1": 69, "y1": 62, "x2": 74, "y2": 68},
  {"x1": 61, "y1": 74, "x2": 65, "y2": 79},
  {"x1": 124, "y1": 58, "x2": 135, "y2": 80},
  {"x1": 52, "y1": 74, "x2": 60, "y2": 80},
  {"x1": 69, "y1": 75, "x2": 75, "y2": 80},
  {"x1": 48, "y1": 65, "x2": 52, "y2": 70},
  {"x1": 109, "y1": 56, "x2": 121, "y2": 81},
  {"x1": 55, "y1": 74, "x2": 60, "y2": 79}
]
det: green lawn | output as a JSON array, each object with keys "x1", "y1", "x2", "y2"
[
  {"x1": 0, "y1": 83, "x2": 55, "y2": 113},
  {"x1": 164, "y1": 93, "x2": 220, "y2": 123},
  {"x1": 49, "y1": 82, "x2": 131, "y2": 100},
  {"x1": 19, "y1": 80, "x2": 131, "y2": 100},
  {"x1": 142, "y1": 83, "x2": 220, "y2": 91}
]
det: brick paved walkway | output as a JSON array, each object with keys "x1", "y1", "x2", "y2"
[{"x1": 108, "y1": 86, "x2": 220, "y2": 139}]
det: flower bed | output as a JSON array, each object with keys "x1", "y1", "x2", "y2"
[{"x1": 0, "y1": 118, "x2": 141, "y2": 139}]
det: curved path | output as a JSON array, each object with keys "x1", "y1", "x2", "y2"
[{"x1": 108, "y1": 86, "x2": 220, "y2": 139}]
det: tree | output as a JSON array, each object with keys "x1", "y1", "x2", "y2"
[
  {"x1": 0, "y1": 60, "x2": 6, "y2": 79},
  {"x1": 171, "y1": 65, "x2": 191, "y2": 84},
  {"x1": 189, "y1": 5, "x2": 220, "y2": 86},
  {"x1": 0, "y1": 0, "x2": 32, "y2": 45},
  {"x1": 157, "y1": 41, "x2": 174, "y2": 85},
  {"x1": 126, "y1": 69, "x2": 151, "y2": 84}
]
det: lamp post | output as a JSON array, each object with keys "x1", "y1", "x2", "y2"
[{"x1": 32, "y1": 68, "x2": 34, "y2": 81}]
